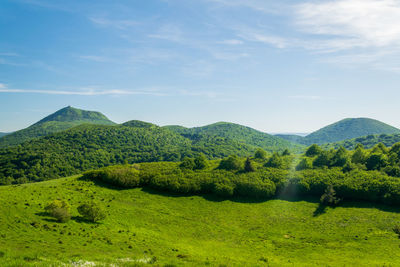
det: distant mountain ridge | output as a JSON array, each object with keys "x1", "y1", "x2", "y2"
[
  {"x1": 0, "y1": 132, "x2": 9, "y2": 138},
  {"x1": 277, "y1": 118, "x2": 400, "y2": 145},
  {"x1": 0, "y1": 106, "x2": 115, "y2": 148},
  {"x1": 164, "y1": 121, "x2": 305, "y2": 152}
]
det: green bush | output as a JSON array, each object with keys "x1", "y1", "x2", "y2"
[
  {"x1": 218, "y1": 155, "x2": 242, "y2": 171},
  {"x1": 77, "y1": 202, "x2": 106, "y2": 223},
  {"x1": 44, "y1": 200, "x2": 71, "y2": 223}
]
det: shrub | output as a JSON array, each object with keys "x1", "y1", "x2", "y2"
[
  {"x1": 265, "y1": 153, "x2": 283, "y2": 169},
  {"x1": 296, "y1": 158, "x2": 313, "y2": 171},
  {"x1": 45, "y1": 200, "x2": 71, "y2": 223},
  {"x1": 320, "y1": 185, "x2": 340, "y2": 206},
  {"x1": 84, "y1": 165, "x2": 141, "y2": 188},
  {"x1": 305, "y1": 144, "x2": 322, "y2": 157},
  {"x1": 194, "y1": 154, "x2": 208, "y2": 170},
  {"x1": 180, "y1": 157, "x2": 195, "y2": 170},
  {"x1": 254, "y1": 149, "x2": 267, "y2": 159},
  {"x1": 218, "y1": 155, "x2": 242, "y2": 171},
  {"x1": 77, "y1": 202, "x2": 106, "y2": 223},
  {"x1": 244, "y1": 157, "x2": 255, "y2": 172}
]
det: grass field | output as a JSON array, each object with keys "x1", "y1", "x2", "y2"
[{"x1": 0, "y1": 176, "x2": 400, "y2": 266}]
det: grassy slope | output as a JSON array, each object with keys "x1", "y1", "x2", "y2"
[
  {"x1": 165, "y1": 122, "x2": 305, "y2": 152},
  {"x1": 1, "y1": 176, "x2": 400, "y2": 266},
  {"x1": 0, "y1": 106, "x2": 115, "y2": 148}
]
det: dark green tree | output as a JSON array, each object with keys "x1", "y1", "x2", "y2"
[
  {"x1": 194, "y1": 154, "x2": 208, "y2": 170},
  {"x1": 305, "y1": 144, "x2": 322, "y2": 157},
  {"x1": 265, "y1": 153, "x2": 284, "y2": 169},
  {"x1": 180, "y1": 157, "x2": 195, "y2": 170},
  {"x1": 320, "y1": 185, "x2": 340, "y2": 206},
  {"x1": 244, "y1": 157, "x2": 255, "y2": 172},
  {"x1": 254, "y1": 149, "x2": 267, "y2": 159},
  {"x1": 218, "y1": 155, "x2": 242, "y2": 171},
  {"x1": 78, "y1": 202, "x2": 106, "y2": 223}
]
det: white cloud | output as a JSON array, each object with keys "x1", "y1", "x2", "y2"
[
  {"x1": 89, "y1": 17, "x2": 139, "y2": 30},
  {"x1": 295, "y1": 0, "x2": 400, "y2": 50},
  {"x1": 147, "y1": 24, "x2": 184, "y2": 43},
  {"x1": 217, "y1": 39, "x2": 244, "y2": 45},
  {"x1": 0, "y1": 85, "x2": 166, "y2": 96}
]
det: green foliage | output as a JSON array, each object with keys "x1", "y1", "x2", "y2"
[
  {"x1": 296, "y1": 158, "x2": 313, "y2": 171},
  {"x1": 265, "y1": 153, "x2": 284, "y2": 169},
  {"x1": 44, "y1": 200, "x2": 71, "y2": 223},
  {"x1": 244, "y1": 157, "x2": 255, "y2": 172},
  {"x1": 77, "y1": 202, "x2": 106, "y2": 223},
  {"x1": 194, "y1": 154, "x2": 208, "y2": 170},
  {"x1": 218, "y1": 155, "x2": 243, "y2": 171},
  {"x1": 254, "y1": 148, "x2": 267, "y2": 159},
  {"x1": 320, "y1": 185, "x2": 340, "y2": 206},
  {"x1": 0, "y1": 124, "x2": 257, "y2": 184},
  {"x1": 366, "y1": 153, "x2": 388, "y2": 170},
  {"x1": 313, "y1": 151, "x2": 331, "y2": 168},
  {"x1": 281, "y1": 149, "x2": 291, "y2": 156},
  {"x1": 351, "y1": 146, "x2": 367, "y2": 164},
  {"x1": 305, "y1": 144, "x2": 322, "y2": 157},
  {"x1": 179, "y1": 157, "x2": 196, "y2": 170}
]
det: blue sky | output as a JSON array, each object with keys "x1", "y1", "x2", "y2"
[{"x1": 1, "y1": 0, "x2": 400, "y2": 133}]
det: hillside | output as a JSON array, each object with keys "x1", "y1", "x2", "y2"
[
  {"x1": 164, "y1": 122, "x2": 305, "y2": 152},
  {"x1": 0, "y1": 123, "x2": 257, "y2": 184},
  {"x1": 0, "y1": 132, "x2": 9, "y2": 138},
  {"x1": 326, "y1": 133, "x2": 400, "y2": 150},
  {"x1": 1, "y1": 174, "x2": 400, "y2": 266},
  {"x1": 0, "y1": 106, "x2": 115, "y2": 148},
  {"x1": 277, "y1": 118, "x2": 400, "y2": 145}
]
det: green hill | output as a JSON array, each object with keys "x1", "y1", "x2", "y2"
[
  {"x1": 165, "y1": 122, "x2": 305, "y2": 152},
  {"x1": 326, "y1": 133, "x2": 400, "y2": 150},
  {"x1": 1, "y1": 172, "x2": 400, "y2": 266},
  {"x1": 278, "y1": 118, "x2": 400, "y2": 145},
  {"x1": 0, "y1": 123, "x2": 257, "y2": 184},
  {"x1": 0, "y1": 106, "x2": 115, "y2": 148}
]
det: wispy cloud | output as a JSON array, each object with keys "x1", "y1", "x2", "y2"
[
  {"x1": 289, "y1": 95, "x2": 322, "y2": 100},
  {"x1": 78, "y1": 55, "x2": 110, "y2": 63},
  {"x1": 0, "y1": 52, "x2": 19, "y2": 57},
  {"x1": 148, "y1": 24, "x2": 184, "y2": 43},
  {"x1": 217, "y1": 39, "x2": 244, "y2": 45},
  {"x1": 295, "y1": 0, "x2": 400, "y2": 49},
  {"x1": 89, "y1": 17, "x2": 140, "y2": 30},
  {"x1": 0, "y1": 84, "x2": 166, "y2": 96}
]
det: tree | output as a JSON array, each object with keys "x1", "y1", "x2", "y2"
[
  {"x1": 366, "y1": 153, "x2": 388, "y2": 170},
  {"x1": 77, "y1": 202, "x2": 106, "y2": 223},
  {"x1": 244, "y1": 157, "x2": 255, "y2": 172},
  {"x1": 180, "y1": 157, "x2": 195, "y2": 170},
  {"x1": 331, "y1": 147, "x2": 348, "y2": 167},
  {"x1": 254, "y1": 149, "x2": 267, "y2": 159},
  {"x1": 313, "y1": 151, "x2": 331, "y2": 168},
  {"x1": 265, "y1": 153, "x2": 284, "y2": 169},
  {"x1": 371, "y1": 143, "x2": 388, "y2": 154},
  {"x1": 296, "y1": 158, "x2": 313, "y2": 171},
  {"x1": 218, "y1": 155, "x2": 242, "y2": 171},
  {"x1": 45, "y1": 200, "x2": 71, "y2": 223},
  {"x1": 281, "y1": 149, "x2": 291, "y2": 156},
  {"x1": 194, "y1": 154, "x2": 208, "y2": 170},
  {"x1": 320, "y1": 185, "x2": 340, "y2": 206},
  {"x1": 305, "y1": 144, "x2": 322, "y2": 157},
  {"x1": 351, "y1": 146, "x2": 367, "y2": 164}
]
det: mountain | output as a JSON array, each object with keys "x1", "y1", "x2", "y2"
[
  {"x1": 164, "y1": 122, "x2": 305, "y2": 152},
  {"x1": 0, "y1": 122, "x2": 258, "y2": 183},
  {"x1": 277, "y1": 118, "x2": 400, "y2": 145},
  {"x1": 0, "y1": 106, "x2": 115, "y2": 148}
]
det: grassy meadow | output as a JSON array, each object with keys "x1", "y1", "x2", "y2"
[{"x1": 0, "y1": 175, "x2": 400, "y2": 266}]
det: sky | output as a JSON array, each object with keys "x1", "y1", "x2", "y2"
[{"x1": 1, "y1": 0, "x2": 400, "y2": 133}]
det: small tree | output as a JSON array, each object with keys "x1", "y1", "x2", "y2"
[
  {"x1": 180, "y1": 157, "x2": 195, "y2": 170},
  {"x1": 45, "y1": 200, "x2": 71, "y2": 223},
  {"x1": 320, "y1": 185, "x2": 340, "y2": 206},
  {"x1": 305, "y1": 144, "x2": 322, "y2": 157},
  {"x1": 254, "y1": 149, "x2": 267, "y2": 159},
  {"x1": 296, "y1": 158, "x2": 312, "y2": 171},
  {"x1": 218, "y1": 155, "x2": 242, "y2": 171},
  {"x1": 282, "y1": 149, "x2": 291, "y2": 156},
  {"x1": 244, "y1": 157, "x2": 255, "y2": 172},
  {"x1": 194, "y1": 154, "x2": 208, "y2": 170},
  {"x1": 78, "y1": 202, "x2": 106, "y2": 223},
  {"x1": 265, "y1": 153, "x2": 284, "y2": 169}
]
